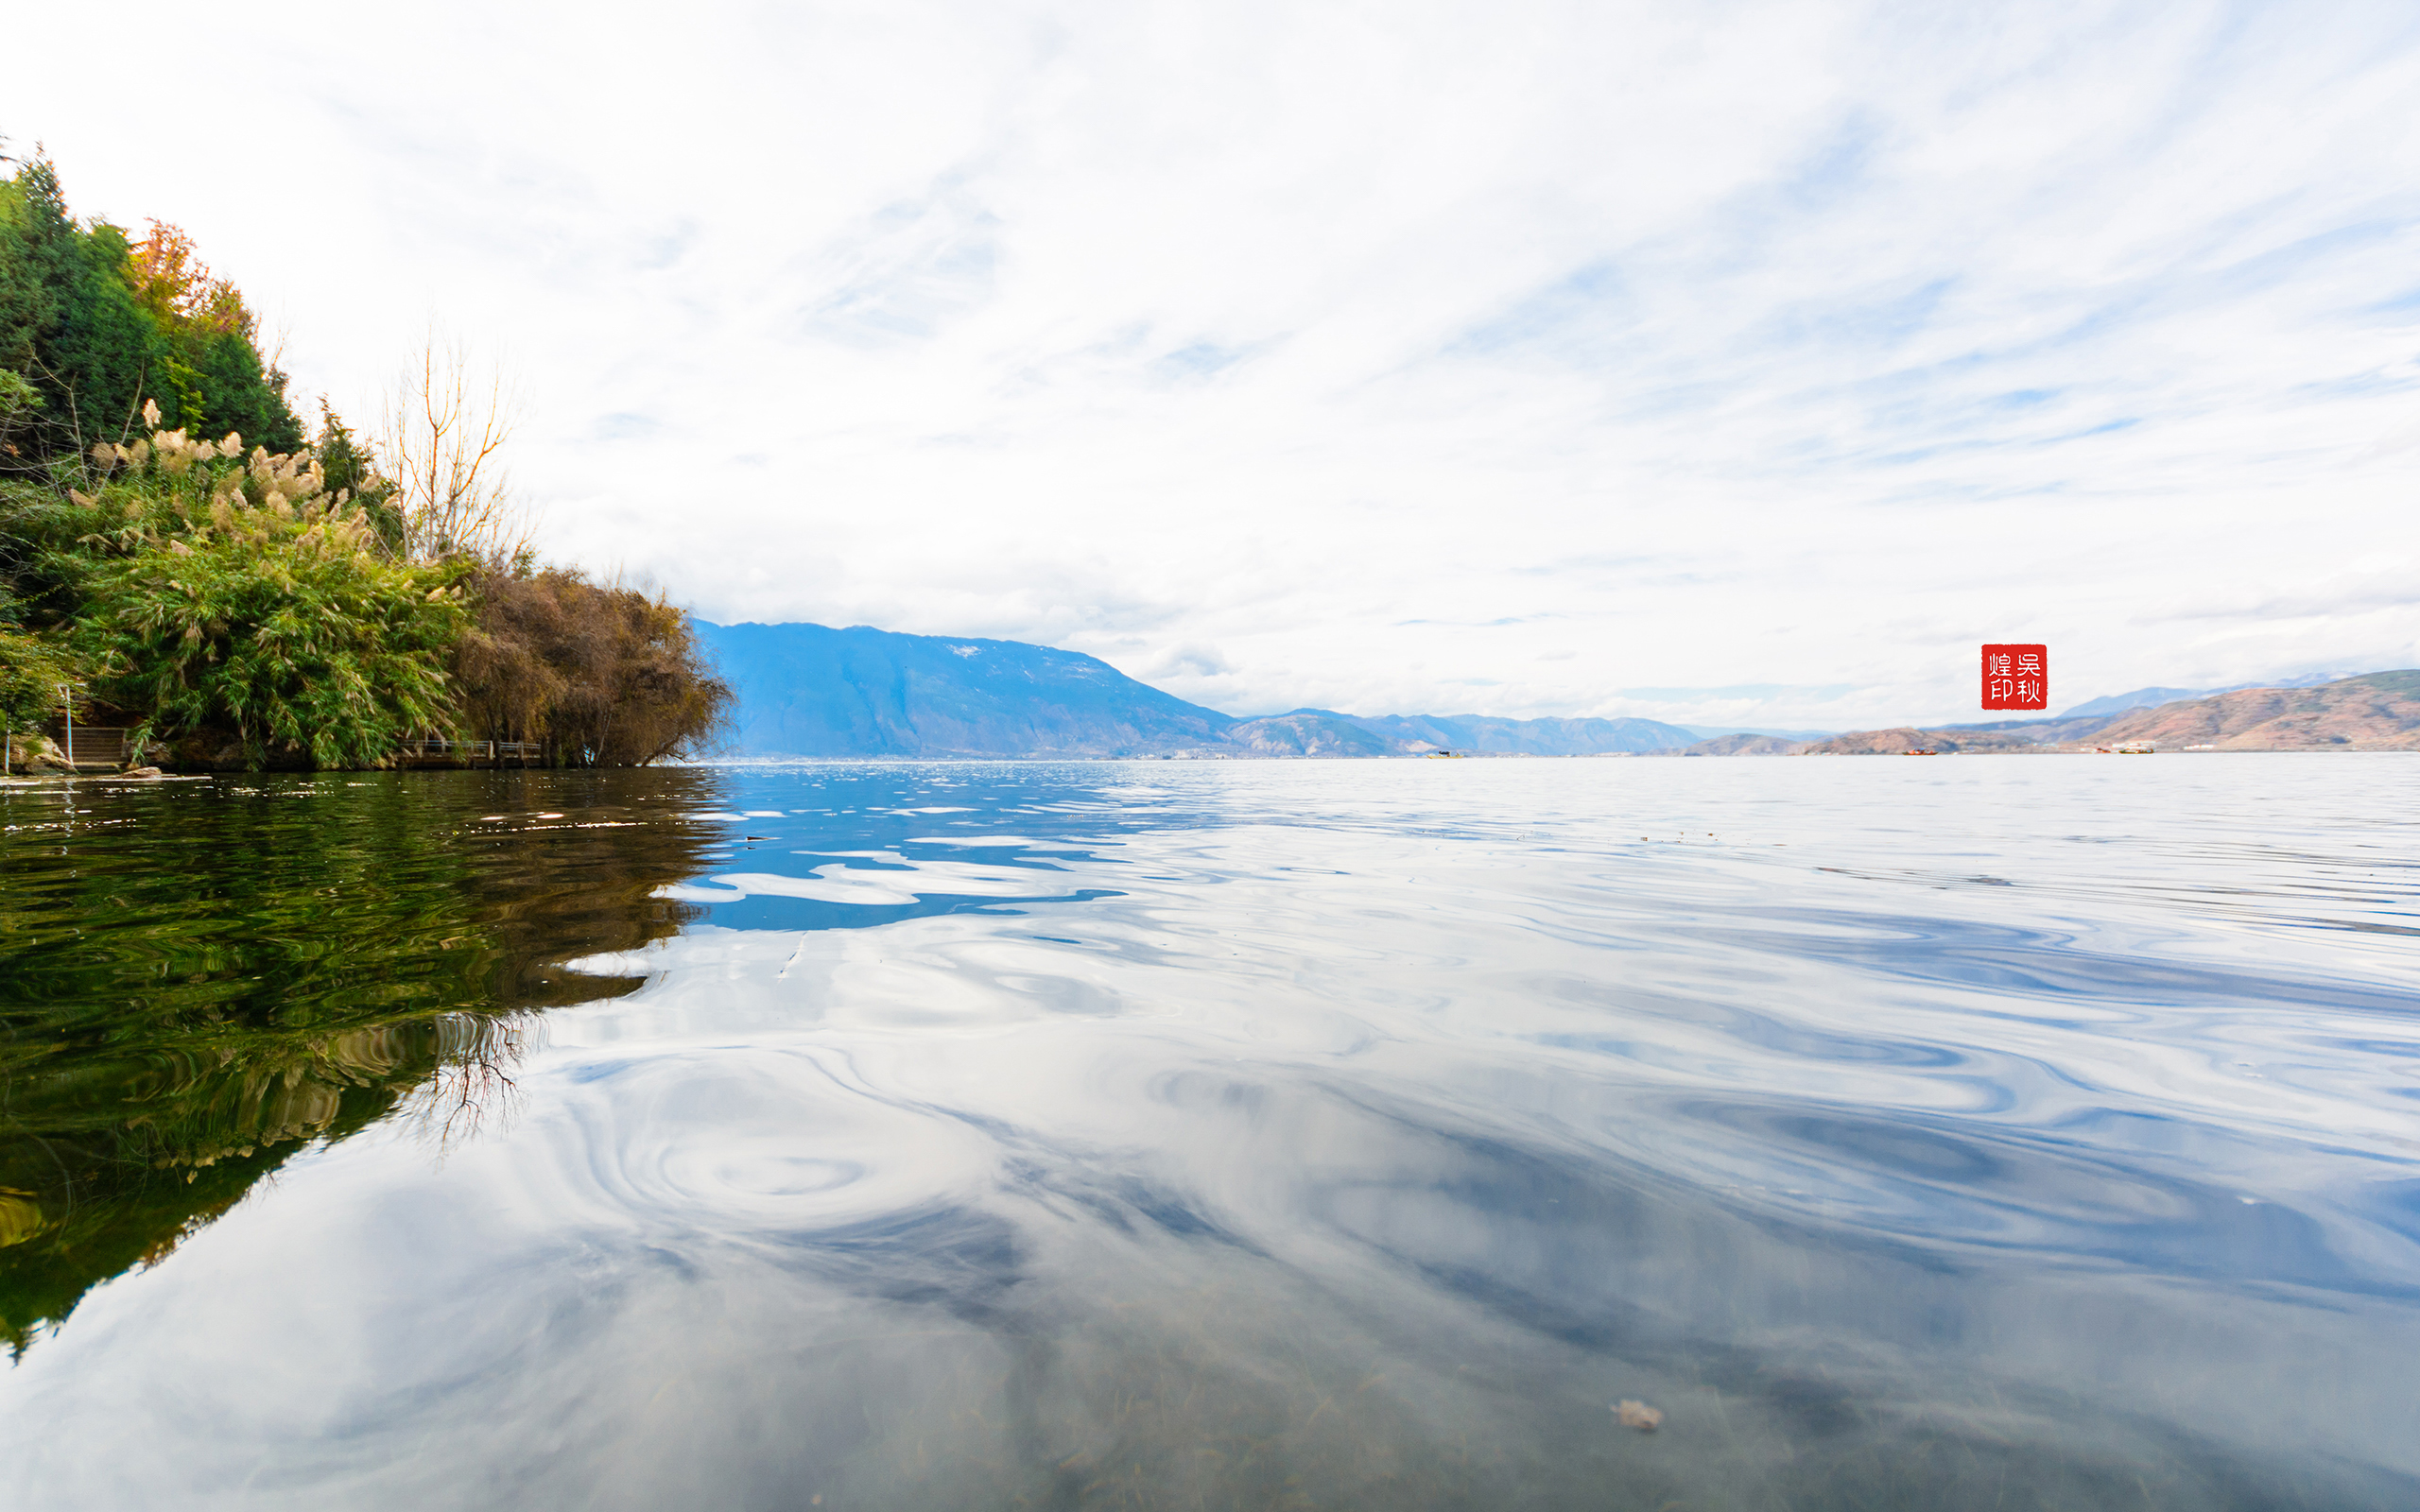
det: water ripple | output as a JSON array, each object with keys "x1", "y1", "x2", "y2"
[{"x1": 5, "y1": 758, "x2": 2419, "y2": 1508}]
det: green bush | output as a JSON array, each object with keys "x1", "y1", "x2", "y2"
[
  {"x1": 3, "y1": 149, "x2": 730, "y2": 770},
  {"x1": 0, "y1": 625, "x2": 80, "y2": 731},
  {"x1": 45, "y1": 420, "x2": 467, "y2": 766}
]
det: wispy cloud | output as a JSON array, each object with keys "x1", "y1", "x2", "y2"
[
  {"x1": 16, "y1": 0, "x2": 2420, "y2": 725},
  {"x1": 796, "y1": 184, "x2": 1003, "y2": 347}
]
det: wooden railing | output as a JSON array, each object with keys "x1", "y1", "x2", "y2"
[
  {"x1": 43, "y1": 724, "x2": 130, "y2": 765},
  {"x1": 9, "y1": 730, "x2": 551, "y2": 772},
  {"x1": 395, "y1": 739, "x2": 543, "y2": 764}
]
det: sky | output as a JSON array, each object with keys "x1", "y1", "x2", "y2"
[{"x1": 12, "y1": 0, "x2": 2420, "y2": 730}]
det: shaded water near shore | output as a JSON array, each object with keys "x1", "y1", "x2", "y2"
[{"x1": 3, "y1": 757, "x2": 2417, "y2": 1508}]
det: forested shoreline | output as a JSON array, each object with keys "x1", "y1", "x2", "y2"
[{"x1": 0, "y1": 146, "x2": 730, "y2": 770}]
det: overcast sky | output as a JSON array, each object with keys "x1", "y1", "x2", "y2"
[{"x1": 13, "y1": 1, "x2": 2420, "y2": 728}]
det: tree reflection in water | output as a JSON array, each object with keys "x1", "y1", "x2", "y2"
[{"x1": 0, "y1": 769, "x2": 728, "y2": 1353}]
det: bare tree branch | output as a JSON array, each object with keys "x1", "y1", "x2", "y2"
[{"x1": 380, "y1": 327, "x2": 534, "y2": 561}]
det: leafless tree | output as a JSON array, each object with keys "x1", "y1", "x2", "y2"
[
  {"x1": 404, "y1": 1014, "x2": 529, "y2": 1153},
  {"x1": 380, "y1": 328, "x2": 533, "y2": 561}
]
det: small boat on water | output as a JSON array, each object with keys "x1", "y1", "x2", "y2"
[{"x1": 1902, "y1": 748, "x2": 1937, "y2": 756}]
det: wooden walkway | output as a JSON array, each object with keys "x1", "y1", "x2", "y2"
[
  {"x1": 394, "y1": 738, "x2": 544, "y2": 768},
  {"x1": 15, "y1": 727, "x2": 544, "y2": 772}
]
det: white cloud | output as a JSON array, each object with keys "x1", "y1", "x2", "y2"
[
  {"x1": 1148, "y1": 643, "x2": 1236, "y2": 680},
  {"x1": 13, "y1": 0, "x2": 2420, "y2": 726}
]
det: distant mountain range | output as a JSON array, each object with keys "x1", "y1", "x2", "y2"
[
  {"x1": 1707, "y1": 672, "x2": 2420, "y2": 755},
  {"x1": 2054, "y1": 674, "x2": 2342, "y2": 719},
  {"x1": 694, "y1": 622, "x2": 1700, "y2": 757},
  {"x1": 2056, "y1": 685, "x2": 2235, "y2": 718},
  {"x1": 691, "y1": 622, "x2": 1230, "y2": 757},
  {"x1": 1677, "y1": 725, "x2": 1841, "y2": 741},
  {"x1": 2090, "y1": 672, "x2": 2420, "y2": 749},
  {"x1": 1228, "y1": 709, "x2": 1699, "y2": 756},
  {"x1": 694, "y1": 621, "x2": 2411, "y2": 760}
]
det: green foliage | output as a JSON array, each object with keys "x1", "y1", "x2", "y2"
[
  {"x1": 0, "y1": 152, "x2": 301, "y2": 470},
  {"x1": 313, "y1": 396, "x2": 405, "y2": 553},
  {"x1": 0, "y1": 770, "x2": 720, "y2": 1352},
  {"x1": 0, "y1": 154, "x2": 66, "y2": 373},
  {"x1": 0, "y1": 146, "x2": 730, "y2": 771},
  {"x1": 78, "y1": 532, "x2": 467, "y2": 770},
  {"x1": 0, "y1": 367, "x2": 37, "y2": 438},
  {"x1": 0, "y1": 625, "x2": 80, "y2": 730},
  {"x1": 46, "y1": 428, "x2": 469, "y2": 767}
]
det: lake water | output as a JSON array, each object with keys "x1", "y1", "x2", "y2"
[{"x1": 3, "y1": 757, "x2": 2416, "y2": 1509}]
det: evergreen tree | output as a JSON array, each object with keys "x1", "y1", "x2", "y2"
[
  {"x1": 0, "y1": 148, "x2": 302, "y2": 471},
  {"x1": 0, "y1": 141, "x2": 730, "y2": 770}
]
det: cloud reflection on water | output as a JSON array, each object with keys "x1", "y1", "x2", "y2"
[{"x1": 5, "y1": 757, "x2": 2419, "y2": 1508}]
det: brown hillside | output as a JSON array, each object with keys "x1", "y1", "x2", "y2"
[
  {"x1": 1801, "y1": 726, "x2": 2056, "y2": 755},
  {"x1": 1678, "y1": 732, "x2": 1807, "y2": 756},
  {"x1": 2089, "y1": 671, "x2": 2420, "y2": 750}
]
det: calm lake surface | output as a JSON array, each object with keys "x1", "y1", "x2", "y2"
[{"x1": 4, "y1": 757, "x2": 2417, "y2": 1509}]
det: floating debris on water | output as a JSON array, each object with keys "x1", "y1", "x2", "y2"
[{"x1": 1615, "y1": 1400, "x2": 1663, "y2": 1432}]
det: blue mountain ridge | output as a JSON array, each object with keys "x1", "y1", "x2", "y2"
[
  {"x1": 2054, "y1": 675, "x2": 2338, "y2": 719},
  {"x1": 1245, "y1": 710, "x2": 1698, "y2": 756},
  {"x1": 2057, "y1": 685, "x2": 2243, "y2": 718},
  {"x1": 691, "y1": 622, "x2": 1232, "y2": 757},
  {"x1": 693, "y1": 621, "x2": 1700, "y2": 757}
]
